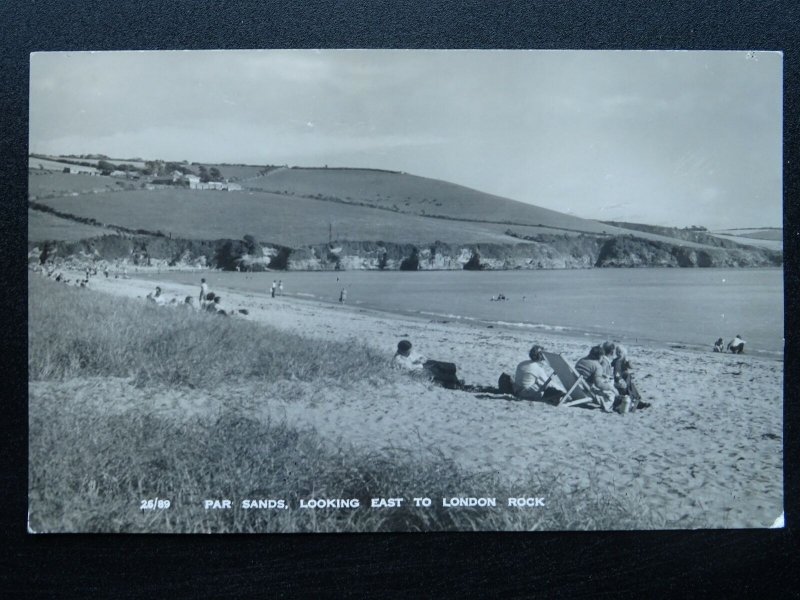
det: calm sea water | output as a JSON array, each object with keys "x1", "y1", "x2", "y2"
[{"x1": 148, "y1": 268, "x2": 784, "y2": 358}]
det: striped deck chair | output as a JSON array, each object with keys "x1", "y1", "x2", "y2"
[{"x1": 541, "y1": 352, "x2": 613, "y2": 412}]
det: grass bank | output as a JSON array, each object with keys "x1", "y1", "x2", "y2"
[
  {"x1": 29, "y1": 392, "x2": 656, "y2": 532},
  {"x1": 29, "y1": 276, "x2": 397, "y2": 389}
]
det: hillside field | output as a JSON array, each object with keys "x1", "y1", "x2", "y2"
[
  {"x1": 29, "y1": 169, "x2": 742, "y2": 251},
  {"x1": 28, "y1": 209, "x2": 119, "y2": 243},
  {"x1": 32, "y1": 188, "x2": 543, "y2": 245}
]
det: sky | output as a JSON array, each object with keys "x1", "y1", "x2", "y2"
[{"x1": 29, "y1": 50, "x2": 782, "y2": 229}]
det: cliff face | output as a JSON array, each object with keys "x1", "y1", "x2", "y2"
[
  {"x1": 29, "y1": 233, "x2": 782, "y2": 272},
  {"x1": 595, "y1": 236, "x2": 782, "y2": 268}
]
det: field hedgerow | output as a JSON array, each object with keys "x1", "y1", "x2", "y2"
[{"x1": 29, "y1": 276, "x2": 401, "y2": 389}]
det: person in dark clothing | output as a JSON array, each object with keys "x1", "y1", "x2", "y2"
[{"x1": 612, "y1": 345, "x2": 650, "y2": 410}]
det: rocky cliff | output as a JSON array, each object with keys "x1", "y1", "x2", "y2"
[{"x1": 28, "y1": 232, "x2": 782, "y2": 272}]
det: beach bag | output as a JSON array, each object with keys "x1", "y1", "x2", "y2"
[
  {"x1": 423, "y1": 360, "x2": 461, "y2": 389},
  {"x1": 497, "y1": 372, "x2": 514, "y2": 395}
]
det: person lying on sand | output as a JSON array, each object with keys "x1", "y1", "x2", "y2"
[
  {"x1": 393, "y1": 340, "x2": 463, "y2": 390},
  {"x1": 575, "y1": 346, "x2": 618, "y2": 411},
  {"x1": 513, "y1": 344, "x2": 567, "y2": 403},
  {"x1": 612, "y1": 345, "x2": 650, "y2": 410},
  {"x1": 393, "y1": 340, "x2": 427, "y2": 371}
]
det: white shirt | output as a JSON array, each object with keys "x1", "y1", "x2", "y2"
[
  {"x1": 514, "y1": 359, "x2": 565, "y2": 395},
  {"x1": 393, "y1": 351, "x2": 427, "y2": 372}
]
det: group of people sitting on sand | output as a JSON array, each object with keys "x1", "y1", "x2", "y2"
[
  {"x1": 392, "y1": 338, "x2": 650, "y2": 413},
  {"x1": 713, "y1": 335, "x2": 746, "y2": 354},
  {"x1": 142, "y1": 278, "x2": 248, "y2": 317}
]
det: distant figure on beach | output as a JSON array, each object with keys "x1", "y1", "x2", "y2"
[
  {"x1": 278, "y1": 280, "x2": 284, "y2": 296},
  {"x1": 103, "y1": 268, "x2": 109, "y2": 278},
  {"x1": 205, "y1": 294, "x2": 226, "y2": 315},
  {"x1": 599, "y1": 341, "x2": 616, "y2": 378},
  {"x1": 147, "y1": 286, "x2": 166, "y2": 305},
  {"x1": 575, "y1": 346, "x2": 618, "y2": 409},
  {"x1": 713, "y1": 338, "x2": 725, "y2": 352},
  {"x1": 200, "y1": 278, "x2": 208, "y2": 304},
  {"x1": 513, "y1": 345, "x2": 566, "y2": 403},
  {"x1": 393, "y1": 340, "x2": 462, "y2": 389},
  {"x1": 612, "y1": 345, "x2": 649, "y2": 410},
  {"x1": 339, "y1": 289, "x2": 347, "y2": 304},
  {"x1": 271, "y1": 280, "x2": 277, "y2": 298},
  {"x1": 728, "y1": 335, "x2": 746, "y2": 354},
  {"x1": 491, "y1": 293, "x2": 507, "y2": 302}
]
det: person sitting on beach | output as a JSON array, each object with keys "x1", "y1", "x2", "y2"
[
  {"x1": 147, "y1": 286, "x2": 167, "y2": 305},
  {"x1": 575, "y1": 346, "x2": 618, "y2": 409},
  {"x1": 205, "y1": 292, "x2": 228, "y2": 315},
  {"x1": 182, "y1": 296, "x2": 196, "y2": 310},
  {"x1": 393, "y1": 340, "x2": 463, "y2": 389},
  {"x1": 599, "y1": 341, "x2": 616, "y2": 378},
  {"x1": 728, "y1": 335, "x2": 746, "y2": 354},
  {"x1": 611, "y1": 345, "x2": 650, "y2": 410},
  {"x1": 713, "y1": 338, "x2": 725, "y2": 353},
  {"x1": 513, "y1": 345, "x2": 567, "y2": 403}
]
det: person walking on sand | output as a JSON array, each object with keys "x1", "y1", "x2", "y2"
[
  {"x1": 728, "y1": 334, "x2": 746, "y2": 354},
  {"x1": 339, "y1": 289, "x2": 347, "y2": 304},
  {"x1": 513, "y1": 345, "x2": 566, "y2": 403},
  {"x1": 271, "y1": 280, "x2": 277, "y2": 298},
  {"x1": 200, "y1": 278, "x2": 208, "y2": 304},
  {"x1": 278, "y1": 280, "x2": 284, "y2": 296}
]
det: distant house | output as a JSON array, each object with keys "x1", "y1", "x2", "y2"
[
  {"x1": 226, "y1": 182, "x2": 242, "y2": 191},
  {"x1": 183, "y1": 174, "x2": 201, "y2": 189},
  {"x1": 110, "y1": 170, "x2": 127, "y2": 178}
]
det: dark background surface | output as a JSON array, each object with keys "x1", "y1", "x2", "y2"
[{"x1": 1, "y1": 1, "x2": 797, "y2": 596}]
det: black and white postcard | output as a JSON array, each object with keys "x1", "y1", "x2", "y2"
[{"x1": 27, "y1": 49, "x2": 784, "y2": 533}]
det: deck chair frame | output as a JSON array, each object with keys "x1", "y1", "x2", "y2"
[{"x1": 542, "y1": 352, "x2": 612, "y2": 411}]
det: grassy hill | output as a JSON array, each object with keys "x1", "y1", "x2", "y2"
[
  {"x1": 243, "y1": 167, "x2": 626, "y2": 234},
  {"x1": 28, "y1": 167, "x2": 778, "y2": 271}
]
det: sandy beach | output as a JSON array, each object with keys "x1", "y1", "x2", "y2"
[{"x1": 30, "y1": 270, "x2": 784, "y2": 529}]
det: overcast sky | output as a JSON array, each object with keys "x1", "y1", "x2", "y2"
[{"x1": 29, "y1": 50, "x2": 782, "y2": 229}]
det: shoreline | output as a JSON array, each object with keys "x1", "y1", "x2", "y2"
[{"x1": 129, "y1": 268, "x2": 784, "y2": 363}]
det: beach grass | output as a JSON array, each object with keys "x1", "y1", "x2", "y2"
[
  {"x1": 29, "y1": 276, "x2": 398, "y2": 389},
  {"x1": 29, "y1": 275, "x2": 665, "y2": 532},
  {"x1": 28, "y1": 391, "x2": 656, "y2": 533}
]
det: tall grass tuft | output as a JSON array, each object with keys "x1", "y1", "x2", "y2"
[
  {"x1": 29, "y1": 395, "x2": 661, "y2": 533},
  {"x1": 29, "y1": 276, "x2": 400, "y2": 389}
]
